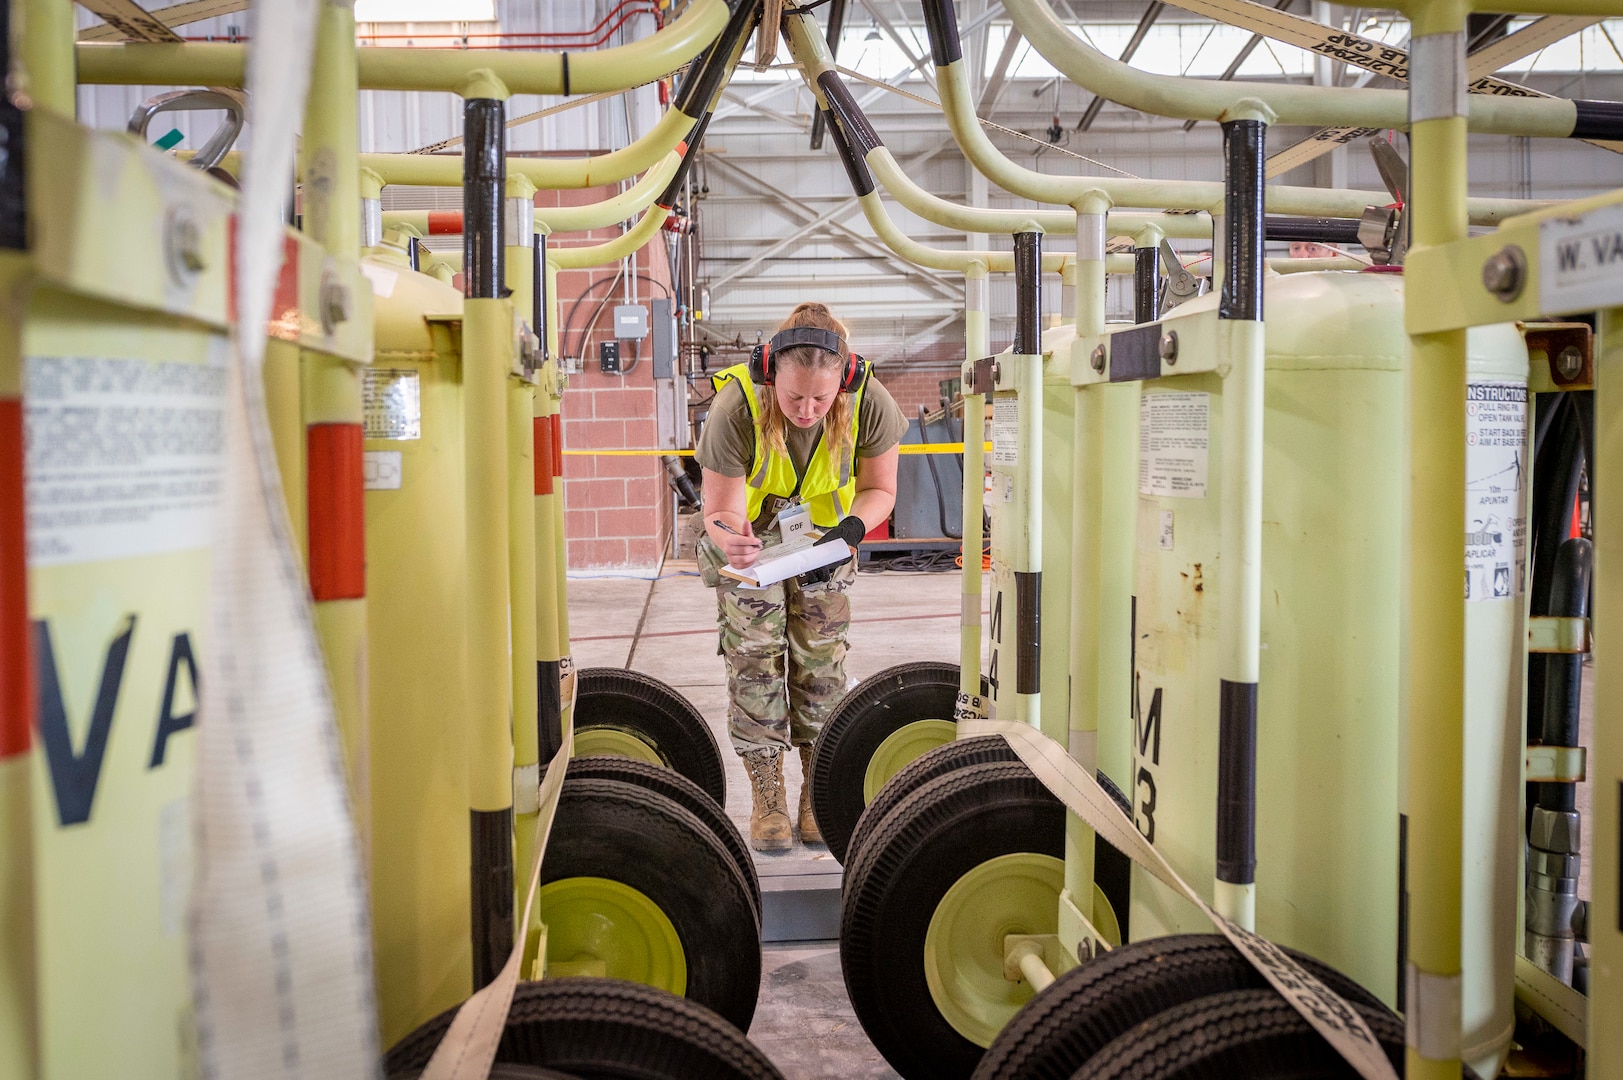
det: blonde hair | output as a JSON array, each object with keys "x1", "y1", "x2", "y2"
[{"x1": 757, "y1": 301, "x2": 857, "y2": 464}]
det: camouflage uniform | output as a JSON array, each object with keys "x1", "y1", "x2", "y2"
[{"x1": 698, "y1": 528, "x2": 858, "y2": 753}]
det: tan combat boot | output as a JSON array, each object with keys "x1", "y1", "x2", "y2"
[
  {"x1": 798, "y1": 744, "x2": 824, "y2": 845},
  {"x1": 743, "y1": 748, "x2": 793, "y2": 852}
]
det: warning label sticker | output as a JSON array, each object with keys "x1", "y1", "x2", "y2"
[
  {"x1": 24, "y1": 355, "x2": 226, "y2": 567},
  {"x1": 991, "y1": 396, "x2": 1019, "y2": 468},
  {"x1": 364, "y1": 450, "x2": 403, "y2": 491},
  {"x1": 1465, "y1": 381, "x2": 1528, "y2": 603},
  {"x1": 364, "y1": 368, "x2": 422, "y2": 440},
  {"x1": 1139, "y1": 392, "x2": 1209, "y2": 499}
]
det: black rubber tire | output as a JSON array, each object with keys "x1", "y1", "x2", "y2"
[
  {"x1": 549, "y1": 667, "x2": 727, "y2": 807},
  {"x1": 811, "y1": 660, "x2": 984, "y2": 864},
  {"x1": 564, "y1": 754, "x2": 761, "y2": 925},
  {"x1": 971, "y1": 935, "x2": 1386, "y2": 1080},
  {"x1": 841, "y1": 760, "x2": 1066, "y2": 1080},
  {"x1": 1076, "y1": 988, "x2": 1409, "y2": 1080},
  {"x1": 385, "y1": 977, "x2": 783, "y2": 1079},
  {"x1": 538, "y1": 777, "x2": 761, "y2": 1032},
  {"x1": 845, "y1": 737, "x2": 1134, "y2": 938},
  {"x1": 393, "y1": 1066, "x2": 577, "y2": 1079}
]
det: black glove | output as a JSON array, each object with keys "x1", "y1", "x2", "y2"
[{"x1": 798, "y1": 516, "x2": 866, "y2": 587}]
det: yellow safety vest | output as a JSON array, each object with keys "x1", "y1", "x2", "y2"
[{"x1": 710, "y1": 362, "x2": 867, "y2": 528}]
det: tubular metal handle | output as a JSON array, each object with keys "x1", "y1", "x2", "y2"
[{"x1": 127, "y1": 89, "x2": 245, "y2": 171}]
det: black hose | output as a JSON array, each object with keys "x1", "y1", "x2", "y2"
[
  {"x1": 1536, "y1": 537, "x2": 1591, "y2": 815},
  {"x1": 1533, "y1": 391, "x2": 1565, "y2": 464},
  {"x1": 918, "y1": 405, "x2": 961, "y2": 540}
]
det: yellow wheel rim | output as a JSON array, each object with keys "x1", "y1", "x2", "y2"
[
  {"x1": 862, "y1": 719, "x2": 956, "y2": 803},
  {"x1": 572, "y1": 725, "x2": 665, "y2": 766},
  {"x1": 923, "y1": 852, "x2": 1063, "y2": 1048},
  {"x1": 538, "y1": 876, "x2": 687, "y2": 994}
]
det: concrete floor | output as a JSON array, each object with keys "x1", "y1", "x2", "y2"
[{"x1": 568, "y1": 562, "x2": 971, "y2": 1079}]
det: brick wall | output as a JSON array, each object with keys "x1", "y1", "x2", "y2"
[
  {"x1": 870, "y1": 362, "x2": 962, "y2": 420},
  {"x1": 544, "y1": 186, "x2": 675, "y2": 575}
]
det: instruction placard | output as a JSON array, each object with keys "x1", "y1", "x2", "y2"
[
  {"x1": 363, "y1": 368, "x2": 421, "y2": 440},
  {"x1": 1139, "y1": 391, "x2": 1209, "y2": 499},
  {"x1": 991, "y1": 396, "x2": 1019, "y2": 467},
  {"x1": 1465, "y1": 381, "x2": 1528, "y2": 602},
  {"x1": 24, "y1": 355, "x2": 226, "y2": 567}
]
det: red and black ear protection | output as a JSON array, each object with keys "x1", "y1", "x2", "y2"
[{"x1": 749, "y1": 327, "x2": 868, "y2": 392}]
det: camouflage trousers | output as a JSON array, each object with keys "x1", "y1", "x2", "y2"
[{"x1": 699, "y1": 532, "x2": 858, "y2": 752}]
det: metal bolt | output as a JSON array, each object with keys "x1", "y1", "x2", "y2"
[
  {"x1": 320, "y1": 274, "x2": 352, "y2": 335},
  {"x1": 164, "y1": 206, "x2": 206, "y2": 282},
  {"x1": 1555, "y1": 345, "x2": 1584, "y2": 381},
  {"x1": 1090, "y1": 344, "x2": 1107, "y2": 373},
  {"x1": 1159, "y1": 331, "x2": 1179, "y2": 365},
  {"x1": 1481, "y1": 245, "x2": 1526, "y2": 302}
]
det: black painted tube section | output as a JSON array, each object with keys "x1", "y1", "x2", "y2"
[
  {"x1": 1015, "y1": 571, "x2": 1042, "y2": 696},
  {"x1": 463, "y1": 98, "x2": 505, "y2": 300},
  {"x1": 1538, "y1": 538, "x2": 1592, "y2": 815},
  {"x1": 0, "y1": 0, "x2": 24, "y2": 251},
  {"x1": 470, "y1": 807, "x2": 515, "y2": 990},
  {"x1": 537, "y1": 659, "x2": 562, "y2": 755},
  {"x1": 658, "y1": 112, "x2": 711, "y2": 209},
  {"x1": 1134, "y1": 247, "x2": 1160, "y2": 323},
  {"x1": 672, "y1": 0, "x2": 758, "y2": 115},
  {"x1": 820, "y1": 107, "x2": 876, "y2": 197},
  {"x1": 809, "y1": 0, "x2": 848, "y2": 150},
  {"x1": 1396, "y1": 813, "x2": 1408, "y2": 1011},
  {"x1": 1215, "y1": 678, "x2": 1257, "y2": 884},
  {"x1": 919, "y1": 0, "x2": 963, "y2": 66},
  {"x1": 1014, "y1": 232, "x2": 1042, "y2": 356},
  {"x1": 1263, "y1": 215, "x2": 1362, "y2": 244},
  {"x1": 1573, "y1": 100, "x2": 1623, "y2": 140},
  {"x1": 818, "y1": 71, "x2": 884, "y2": 156},
  {"x1": 1219, "y1": 119, "x2": 1265, "y2": 323},
  {"x1": 534, "y1": 233, "x2": 548, "y2": 359}
]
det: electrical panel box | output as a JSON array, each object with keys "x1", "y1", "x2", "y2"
[
  {"x1": 613, "y1": 304, "x2": 649, "y2": 340},
  {"x1": 651, "y1": 297, "x2": 677, "y2": 380},
  {"x1": 599, "y1": 339, "x2": 621, "y2": 374}
]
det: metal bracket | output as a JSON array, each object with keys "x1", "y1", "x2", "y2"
[
  {"x1": 967, "y1": 355, "x2": 1000, "y2": 396},
  {"x1": 1528, "y1": 615, "x2": 1590, "y2": 654},
  {"x1": 1523, "y1": 322, "x2": 1594, "y2": 391},
  {"x1": 1526, "y1": 745, "x2": 1587, "y2": 784}
]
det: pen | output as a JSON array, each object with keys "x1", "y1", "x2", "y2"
[{"x1": 711, "y1": 518, "x2": 761, "y2": 545}]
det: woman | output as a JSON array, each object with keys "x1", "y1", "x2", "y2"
[{"x1": 696, "y1": 302, "x2": 905, "y2": 851}]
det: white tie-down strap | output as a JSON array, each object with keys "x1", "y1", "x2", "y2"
[
  {"x1": 1406, "y1": 965, "x2": 1463, "y2": 1061},
  {"x1": 421, "y1": 662, "x2": 580, "y2": 1079},
  {"x1": 959, "y1": 719, "x2": 1399, "y2": 1080},
  {"x1": 513, "y1": 764, "x2": 541, "y2": 816},
  {"x1": 187, "y1": 0, "x2": 380, "y2": 1075}
]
